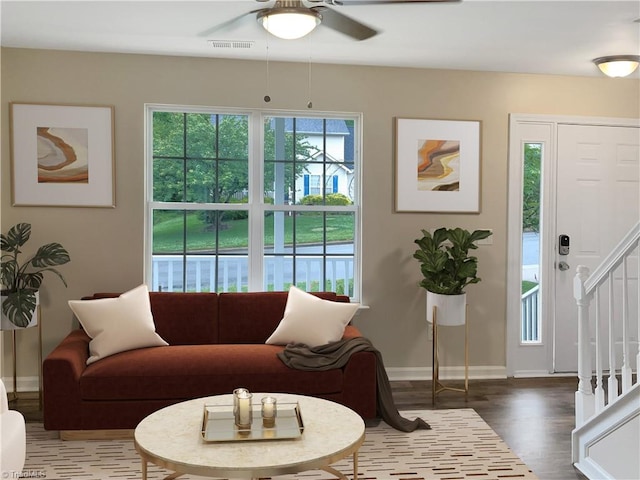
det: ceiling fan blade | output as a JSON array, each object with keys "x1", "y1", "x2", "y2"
[
  {"x1": 328, "y1": 0, "x2": 460, "y2": 4},
  {"x1": 313, "y1": 6, "x2": 378, "y2": 40},
  {"x1": 197, "y1": 9, "x2": 265, "y2": 37}
]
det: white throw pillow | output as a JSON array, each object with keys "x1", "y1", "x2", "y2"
[
  {"x1": 68, "y1": 284, "x2": 168, "y2": 365},
  {"x1": 266, "y1": 286, "x2": 359, "y2": 347}
]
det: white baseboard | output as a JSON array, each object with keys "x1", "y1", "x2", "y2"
[
  {"x1": 1, "y1": 375, "x2": 40, "y2": 393},
  {"x1": 512, "y1": 370, "x2": 576, "y2": 378},
  {"x1": 9, "y1": 366, "x2": 563, "y2": 392},
  {"x1": 386, "y1": 366, "x2": 507, "y2": 381}
]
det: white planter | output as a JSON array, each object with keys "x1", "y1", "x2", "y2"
[
  {"x1": 426, "y1": 291, "x2": 466, "y2": 326},
  {"x1": 0, "y1": 291, "x2": 39, "y2": 330}
]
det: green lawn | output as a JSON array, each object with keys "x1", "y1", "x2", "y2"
[{"x1": 153, "y1": 212, "x2": 354, "y2": 253}]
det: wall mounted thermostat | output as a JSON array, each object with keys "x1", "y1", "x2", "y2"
[{"x1": 559, "y1": 234, "x2": 570, "y2": 255}]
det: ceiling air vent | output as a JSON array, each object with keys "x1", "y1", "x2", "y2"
[{"x1": 208, "y1": 40, "x2": 255, "y2": 49}]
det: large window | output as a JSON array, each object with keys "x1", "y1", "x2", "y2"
[{"x1": 145, "y1": 106, "x2": 361, "y2": 299}]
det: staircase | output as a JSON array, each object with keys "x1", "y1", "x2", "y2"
[{"x1": 572, "y1": 223, "x2": 640, "y2": 479}]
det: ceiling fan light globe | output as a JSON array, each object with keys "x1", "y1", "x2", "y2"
[
  {"x1": 259, "y1": 10, "x2": 321, "y2": 40},
  {"x1": 593, "y1": 55, "x2": 640, "y2": 78}
]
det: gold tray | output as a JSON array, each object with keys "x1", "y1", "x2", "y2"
[{"x1": 201, "y1": 402, "x2": 304, "y2": 442}]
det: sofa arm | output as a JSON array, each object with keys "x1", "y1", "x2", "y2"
[
  {"x1": 342, "y1": 324, "x2": 362, "y2": 340},
  {"x1": 43, "y1": 329, "x2": 90, "y2": 430},
  {"x1": 341, "y1": 349, "x2": 377, "y2": 419},
  {"x1": 339, "y1": 325, "x2": 377, "y2": 418}
]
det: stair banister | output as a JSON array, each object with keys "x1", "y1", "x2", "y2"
[
  {"x1": 572, "y1": 221, "x2": 640, "y2": 478},
  {"x1": 572, "y1": 221, "x2": 640, "y2": 428},
  {"x1": 584, "y1": 223, "x2": 640, "y2": 293}
]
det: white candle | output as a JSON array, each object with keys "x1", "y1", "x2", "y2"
[
  {"x1": 262, "y1": 398, "x2": 275, "y2": 418},
  {"x1": 261, "y1": 396, "x2": 277, "y2": 428},
  {"x1": 233, "y1": 387, "x2": 248, "y2": 415},
  {"x1": 237, "y1": 391, "x2": 252, "y2": 426}
]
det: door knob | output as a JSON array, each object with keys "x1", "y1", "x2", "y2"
[{"x1": 558, "y1": 261, "x2": 570, "y2": 271}]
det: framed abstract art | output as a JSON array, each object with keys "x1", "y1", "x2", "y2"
[
  {"x1": 395, "y1": 117, "x2": 481, "y2": 213},
  {"x1": 10, "y1": 103, "x2": 115, "y2": 207}
]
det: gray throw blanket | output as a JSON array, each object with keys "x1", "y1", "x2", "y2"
[{"x1": 277, "y1": 337, "x2": 431, "y2": 432}]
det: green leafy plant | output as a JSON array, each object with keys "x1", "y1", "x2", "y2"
[
  {"x1": 413, "y1": 227, "x2": 492, "y2": 295},
  {"x1": 0, "y1": 223, "x2": 70, "y2": 327}
]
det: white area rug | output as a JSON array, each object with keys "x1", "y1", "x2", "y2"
[{"x1": 24, "y1": 408, "x2": 537, "y2": 479}]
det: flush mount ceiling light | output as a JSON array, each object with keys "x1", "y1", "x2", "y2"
[
  {"x1": 257, "y1": 5, "x2": 321, "y2": 40},
  {"x1": 593, "y1": 55, "x2": 640, "y2": 78}
]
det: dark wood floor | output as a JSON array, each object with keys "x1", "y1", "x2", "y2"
[
  {"x1": 11, "y1": 377, "x2": 586, "y2": 480},
  {"x1": 391, "y1": 377, "x2": 587, "y2": 480}
]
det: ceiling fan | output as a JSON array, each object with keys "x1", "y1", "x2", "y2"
[{"x1": 200, "y1": 0, "x2": 460, "y2": 41}]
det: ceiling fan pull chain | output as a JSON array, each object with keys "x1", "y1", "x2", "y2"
[
  {"x1": 307, "y1": 43, "x2": 313, "y2": 109},
  {"x1": 264, "y1": 40, "x2": 271, "y2": 103}
]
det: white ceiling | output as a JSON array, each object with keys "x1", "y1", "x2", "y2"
[{"x1": 1, "y1": 0, "x2": 639, "y2": 77}]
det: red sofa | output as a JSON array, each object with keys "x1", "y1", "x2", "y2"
[{"x1": 43, "y1": 291, "x2": 376, "y2": 434}]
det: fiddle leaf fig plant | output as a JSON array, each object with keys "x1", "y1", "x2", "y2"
[
  {"x1": 1, "y1": 223, "x2": 70, "y2": 327},
  {"x1": 413, "y1": 227, "x2": 492, "y2": 295}
]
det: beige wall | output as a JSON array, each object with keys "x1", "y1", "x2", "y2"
[{"x1": 2, "y1": 47, "x2": 639, "y2": 382}]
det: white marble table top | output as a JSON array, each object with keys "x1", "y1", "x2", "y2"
[{"x1": 134, "y1": 393, "x2": 365, "y2": 479}]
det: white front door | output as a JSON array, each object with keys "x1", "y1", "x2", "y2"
[
  {"x1": 553, "y1": 124, "x2": 639, "y2": 372},
  {"x1": 507, "y1": 115, "x2": 640, "y2": 376}
]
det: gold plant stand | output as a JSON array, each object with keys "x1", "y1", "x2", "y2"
[
  {"x1": 431, "y1": 304, "x2": 469, "y2": 404},
  {"x1": 8, "y1": 304, "x2": 43, "y2": 409}
]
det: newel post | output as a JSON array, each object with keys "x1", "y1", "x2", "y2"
[{"x1": 574, "y1": 265, "x2": 594, "y2": 427}]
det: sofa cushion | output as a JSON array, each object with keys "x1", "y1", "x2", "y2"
[
  {"x1": 68, "y1": 285, "x2": 168, "y2": 365},
  {"x1": 78, "y1": 345, "x2": 343, "y2": 401},
  {"x1": 84, "y1": 291, "x2": 219, "y2": 345},
  {"x1": 266, "y1": 286, "x2": 359, "y2": 347},
  {"x1": 217, "y1": 291, "x2": 338, "y2": 344},
  {"x1": 149, "y1": 292, "x2": 219, "y2": 345}
]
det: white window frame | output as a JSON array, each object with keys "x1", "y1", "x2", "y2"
[{"x1": 143, "y1": 104, "x2": 363, "y2": 301}]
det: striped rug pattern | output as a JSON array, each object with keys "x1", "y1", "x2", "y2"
[{"x1": 24, "y1": 408, "x2": 537, "y2": 479}]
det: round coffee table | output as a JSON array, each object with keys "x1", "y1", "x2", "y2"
[{"x1": 134, "y1": 393, "x2": 365, "y2": 479}]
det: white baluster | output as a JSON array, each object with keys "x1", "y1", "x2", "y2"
[
  {"x1": 574, "y1": 265, "x2": 594, "y2": 426},
  {"x1": 637, "y1": 242, "x2": 640, "y2": 388},
  {"x1": 222, "y1": 257, "x2": 229, "y2": 291},
  {"x1": 607, "y1": 271, "x2": 618, "y2": 404},
  {"x1": 167, "y1": 258, "x2": 175, "y2": 292},
  {"x1": 195, "y1": 258, "x2": 202, "y2": 292},
  {"x1": 152, "y1": 258, "x2": 160, "y2": 291},
  {"x1": 594, "y1": 290, "x2": 605, "y2": 412},
  {"x1": 274, "y1": 255, "x2": 284, "y2": 291},
  {"x1": 326, "y1": 258, "x2": 334, "y2": 292},
  {"x1": 621, "y1": 258, "x2": 632, "y2": 393},
  {"x1": 303, "y1": 257, "x2": 311, "y2": 290},
  {"x1": 235, "y1": 257, "x2": 242, "y2": 292},
  {"x1": 209, "y1": 256, "x2": 215, "y2": 292}
]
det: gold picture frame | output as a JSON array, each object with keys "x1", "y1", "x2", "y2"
[
  {"x1": 395, "y1": 117, "x2": 481, "y2": 213},
  {"x1": 10, "y1": 102, "x2": 115, "y2": 207}
]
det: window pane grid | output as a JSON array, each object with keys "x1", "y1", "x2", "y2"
[
  {"x1": 153, "y1": 112, "x2": 249, "y2": 204},
  {"x1": 264, "y1": 211, "x2": 354, "y2": 295},
  {"x1": 152, "y1": 208, "x2": 248, "y2": 293},
  {"x1": 148, "y1": 107, "x2": 359, "y2": 299}
]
